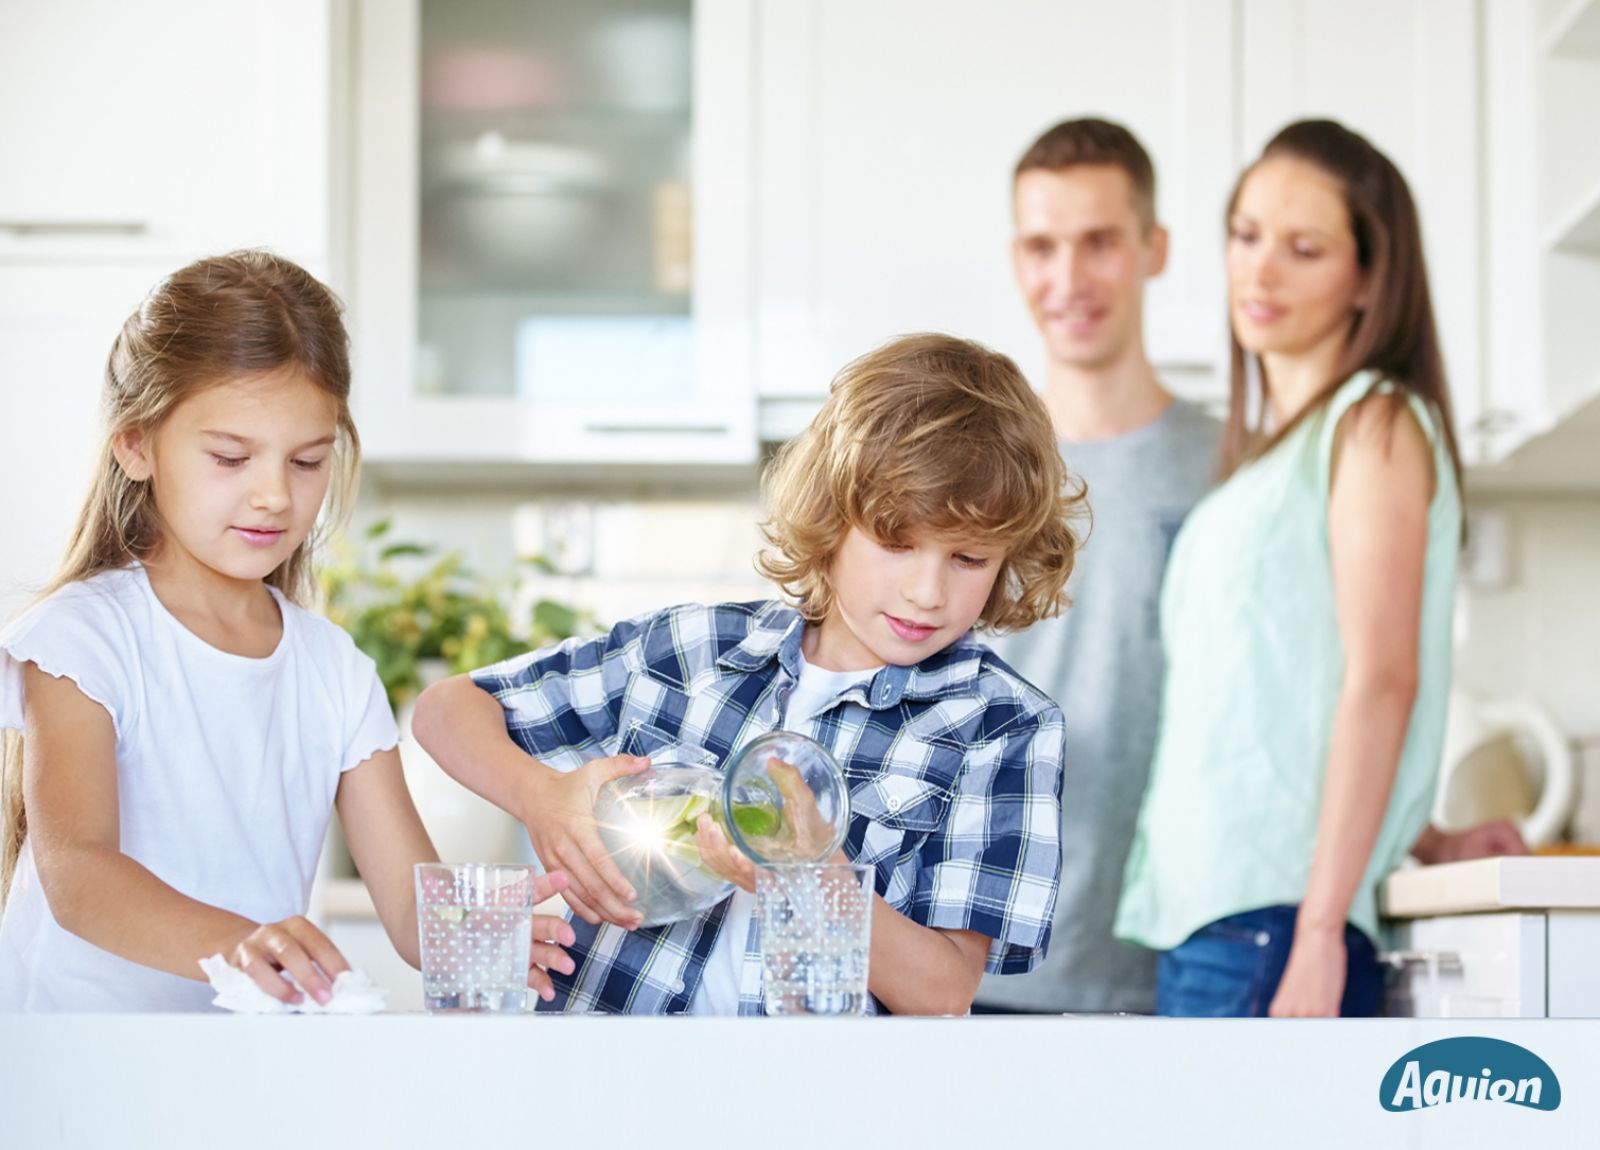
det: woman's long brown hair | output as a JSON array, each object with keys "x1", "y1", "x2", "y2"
[
  {"x1": 1219, "y1": 119, "x2": 1465, "y2": 497},
  {"x1": 1, "y1": 251, "x2": 359, "y2": 902}
]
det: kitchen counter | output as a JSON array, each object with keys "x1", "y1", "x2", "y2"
[
  {"x1": 4, "y1": 1015, "x2": 1598, "y2": 1148},
  {"x1": 1382, "y1": 856, "x2": 1600, "y2": 917},
  {"x1": 1381, "y1": 858, "x2": 1600, "y2": 1018}
]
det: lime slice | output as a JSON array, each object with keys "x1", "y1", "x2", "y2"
[
  {"x1": 659, "y1": 834, "x2": 703, "y2": 866},
  {"x1": 675, "y1": 793, "x2": 712, "y2": 831},
  {"x1": 637, "y1": 792, "x2": 711, "y2": 831},
  {"x1": 731, "y1": 801, "x2": 781, "y2": 839},
  {"x1": 432, "y1": 906, "x2": 469, "y2": 925}
]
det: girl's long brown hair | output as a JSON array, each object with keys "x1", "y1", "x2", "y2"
[
  {"x1": 1220, "y1": 119, "x2": 1465, "y2": 495},
  {"x1": 2, "y1": 251, "x2": 359, "y2": 902}
]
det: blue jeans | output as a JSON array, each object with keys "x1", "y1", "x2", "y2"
[{"x1": 1156, "y1": 905, "x2": 1384, "y2": 1017}]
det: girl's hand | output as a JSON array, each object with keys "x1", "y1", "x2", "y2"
[
  {"x1": 228, "y1": 916, "x2": 350, "y2": 1007},
  {"x1": 522, "y1": 755, "x2": 650, "y2": 929},
  {"x1": 1268, "y1": 926, "x2": 1347, "y2": 1018},
  {"x1": 527, "y1": 871, "x2": 578, "y2": 1002}
]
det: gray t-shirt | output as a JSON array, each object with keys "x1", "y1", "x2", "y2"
[{"x1": 976, "y1": 397, "x2": 1220, "y2": 1014}]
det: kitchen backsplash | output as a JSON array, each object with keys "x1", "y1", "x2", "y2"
[
  {"x1": 358, "y1": 486, "x2": 1600, "y2": 747},
  {"x1": 1454, "y1": 494, "x2": 1600, "y2": 742}
]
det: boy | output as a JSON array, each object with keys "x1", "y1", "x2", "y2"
[{"x1": 413, "y1": 333, "x2": 1085, "y2": 1015}]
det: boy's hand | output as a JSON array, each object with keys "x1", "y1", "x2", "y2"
[
  {"x1": 527, "y1": 871, "x2": 578, "y2": 1002},
  {"x1": 695, "y1": 757, "x2": 844, "y2": 892},
  {"x1": 695, "y1": 816, "x2": 757, "y2": 892},
  {"x1": 766, "y1": 758, "x2": 837, "y2": 859},
  {"x1": 521, "y1": 754, "x2": 650, "y2": 929},
  {"x1": 227, "y1": 915, "x2": 351, "y2": 1007}
]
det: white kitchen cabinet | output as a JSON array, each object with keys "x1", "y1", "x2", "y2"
[
  {"x1": 0, "y1": 2, "x2": 338, "y2": 612},
  {"x1": 0, "y1": 0, "x2": 333, "y2": 271},
  {"x1": 1381, "y1": 857, "x2": 1600, "y2": 1018},
  {"x1": 1477, "y1": 0, "x2": 1600, "y2": 465},
  {"x1": 1385, "y1": 911, "x2": 1600, "y2": 1018},
  {"x1": 0, "y1": 265, "x2": 176, "y2": 618},
  {"x1": 752, "y1": 0, "x2": 1237, "y2": 426},
  {"x1": 347, "y1": 0, "x2": 758, "y2": 473},
  {"x1": 1238, "y1": 0, "x2": 1486, "y2": 461}
]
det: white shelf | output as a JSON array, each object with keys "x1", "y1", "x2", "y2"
[
  {"x1": 1545, "y1": 0, "x2": 1600, "y2": 57},
  {"x1": 1545, "y1": 173, "x2": 1600, "y2": 253}
]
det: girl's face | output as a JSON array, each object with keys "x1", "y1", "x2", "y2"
[
  {"x1": 1227, "y1": 156, "x2": 1368, "y2": 361},
  {"x1": 807, "y1": 525, "x2": 1003, "y2": 672},
  {"x1": 116, "y1": 369, "x2": 338, "y2": 588}
]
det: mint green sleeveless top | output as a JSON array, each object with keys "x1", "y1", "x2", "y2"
[{"x1": 1115, "y1": 371, "x2": 1461, "y2": 948}]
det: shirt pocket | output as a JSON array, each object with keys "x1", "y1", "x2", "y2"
[
  {"x1": 846, "y1": 768, "x2": 955, "y2": 869},
  {"x1": 615, "y1": 719, "x2": 718, "y2": 769}
]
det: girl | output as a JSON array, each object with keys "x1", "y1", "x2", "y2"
[
  {"x1": 0, "y1": 251, "x2": 572, "y2": 1011},
  {"x1": 1115, "y1": 120, "x2": 1467, "y2": 1017}
]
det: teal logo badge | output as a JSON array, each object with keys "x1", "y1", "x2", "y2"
[{"x1": 1381, "y1": 1037, "x2": 1560, "y2": 1112}]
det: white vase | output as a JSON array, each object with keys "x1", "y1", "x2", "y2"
[{"x1": 397, "y1": 659, "x2": 525, "y2": 863}]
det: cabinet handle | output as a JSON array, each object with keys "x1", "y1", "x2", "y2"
[
  {"x1": 581, "y1": 422, "x2": 731, "y2": 435},
  {"x1": 1470, "y1": 409, "x2": 1519, "y2": 435},
  {"x1": 0, "y1": 220, "x2": 148, "y2": 236},
  {"x1": 1377, "y1": 949, "x2": 1463, "y2": 973}
]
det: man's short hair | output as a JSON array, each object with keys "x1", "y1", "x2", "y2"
[
  {"x1": 757, "y1": 333, "x2": 1088, "y2": 633},
  {"x1": 1014, "y1": 117, "x2": 1157, "y2": 229}
]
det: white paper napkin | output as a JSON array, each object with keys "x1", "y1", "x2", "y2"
[{"x1": 198, "y1": 954, "x2": 388, "y2": 1014}]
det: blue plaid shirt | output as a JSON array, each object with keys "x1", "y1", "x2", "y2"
[{"x1": 471, "y1": 600, "x2": 1065, "y2": 1014}]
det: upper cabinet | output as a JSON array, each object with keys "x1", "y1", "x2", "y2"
[
  {"x1": 751, "y1": 0, "x2": 1237, "y2": 427},
  {"x1": 1476, "y1": 0, "x2": 1600, "y2": 471},
  {"x1": 349, "y1": 0, "x2": 758, "y2": 473},
  {"x1": 0, "y1": 0, "x2": 333, "y2": 272},
  {"x1": 0, "y1": 1, "x2": 336, "y2": 614},
  {"x1": 342, "y1": 0, "x2": 1599, "y2": 478},
  {"x1": 1237, "y1": 0, "x2": 1485, "y2": 460}
]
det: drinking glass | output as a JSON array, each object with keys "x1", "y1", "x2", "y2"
[
  {"x1": 414, "y1": 863, "x2": 539, "y2": 1013},
  {"x1": 755, "y1": 862, "x2": 873, "y2": 1015}
]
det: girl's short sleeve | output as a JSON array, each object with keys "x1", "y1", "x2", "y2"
[
  {"x1": 340, "y1": 649, "x2": 400, "y2": 773},
  {"x1": 0, "y1": 591, "x2": 137, "y2": 739}
]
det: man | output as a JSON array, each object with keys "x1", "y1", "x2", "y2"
[{"x1": 977, "y1": 119, "x2": 1523, "y2": 1016}]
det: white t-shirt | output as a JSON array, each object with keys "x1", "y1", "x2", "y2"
[
  {"x1": 0, "y1": 565, "x2": 397, "y2": 1012},
  {"x1": 688, "y1": 652, "x2": 878, "y2": 1015}
]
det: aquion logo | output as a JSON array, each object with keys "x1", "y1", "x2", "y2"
[{"x1": 1380, "y1": 1037, "x2": 1560, "y2": 1112}]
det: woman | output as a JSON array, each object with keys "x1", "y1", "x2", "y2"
[{"x1": 1114, "y1": 120, "x2": 1468, "y2": 1017}]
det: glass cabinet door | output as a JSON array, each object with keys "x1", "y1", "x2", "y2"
[
  {"x1": 351, "y1": 0, "x2": 755, "y2": 468},
  {"x1": 418, "y1": 0, "x2": 692, "y2": 401}
]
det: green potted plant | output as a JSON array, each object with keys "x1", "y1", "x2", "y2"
[
  {"x1": 320, "y1": 519, "x2": 591, "y2": 714},
  {"x1": 318, "y1": 520, "x2": 595, "y2": 863}
]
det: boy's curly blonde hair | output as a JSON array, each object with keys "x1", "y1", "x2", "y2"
[{"x1": 757, "y1": 333, "x2": 1088, "y2": 633}]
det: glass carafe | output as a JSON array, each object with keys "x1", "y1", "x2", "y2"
[{"x1": 591, "y1": 731, "x2": 850, "y2": 927}]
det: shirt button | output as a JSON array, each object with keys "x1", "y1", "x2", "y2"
[
  {"x1": 672, "y1": 979, "x2": 685, "y2": 994},
  {"x1": 1254, "y1": 931, "x2": 1270, "y2": 947},
  {"x1": 887, "y1": 796, "x2": 903, "y2": 813}
]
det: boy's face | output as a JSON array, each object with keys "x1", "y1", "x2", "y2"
[
  {"x1": 1012, "y1": 164, "x2": 1167, "y2": 371},
  {"x1": 807, "y1": 526, "x2": 1003, "y2": 672}
]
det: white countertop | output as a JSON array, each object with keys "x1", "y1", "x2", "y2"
[
  {"x1": 1383, "y1": 857, "x2": 1600, "y2": 918},
  {"x1": 4, "y1": 1015, "x2": 1599, "y2": 1149}
]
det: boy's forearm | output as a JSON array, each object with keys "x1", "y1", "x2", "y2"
[
  {"x1": 865, "y1": 895, "x2": 988, "y2": 1015},
  {"x1": 412, "y1": 673, "x2": 551, "y2": 822}
]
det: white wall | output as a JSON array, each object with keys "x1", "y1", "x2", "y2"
[
  {"x1": 348, "y1": 486, "x2": 773, "y2": 636},
  {"x1": 1456, "y1": 494, "x2": 1600, "y2": 742}
]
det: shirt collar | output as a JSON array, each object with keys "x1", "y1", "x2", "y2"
[{"x1": 717, "y1": 602, "x2": 988, "y2": 709}]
